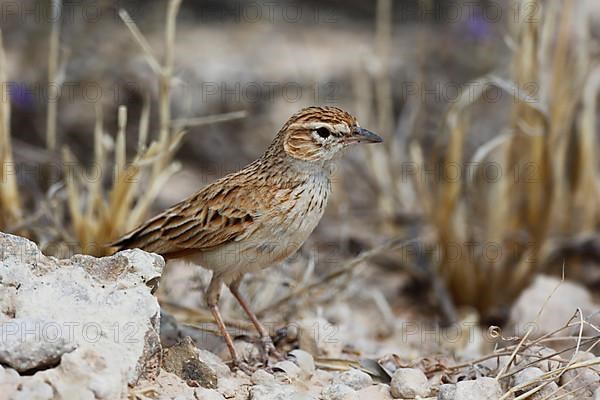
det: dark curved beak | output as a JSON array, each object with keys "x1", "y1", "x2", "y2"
[{"x1": 347, "y1": 127, "x2": 383, "y2": 144}]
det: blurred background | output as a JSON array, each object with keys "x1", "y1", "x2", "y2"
[{"x1": 1, "y1": 0, "x2": 600, "y2": 365}]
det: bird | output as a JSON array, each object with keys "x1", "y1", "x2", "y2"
[{"x1": 110, "y1": 106, "x2": 382, "y2": 369}]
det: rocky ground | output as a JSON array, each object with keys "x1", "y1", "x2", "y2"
[{"x1": 0, "y1": 232, "x2": 599, "y2": 400}]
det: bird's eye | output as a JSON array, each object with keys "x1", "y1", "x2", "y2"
[{"x1": 316, "y1": 127, "x2": 331, "y2": 139}]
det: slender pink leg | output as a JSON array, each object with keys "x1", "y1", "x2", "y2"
[{"x1": 229, "y1": 281, "x2": 283, "y2": 360}]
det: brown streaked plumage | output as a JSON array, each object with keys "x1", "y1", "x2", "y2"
[{"x1": 110, "y1": 106, "x2": 382, "y2": 369}]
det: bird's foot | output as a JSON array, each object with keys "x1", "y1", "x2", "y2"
[
  {"x1": 260, "y1": 336, "x2": 284, "y2": 362},
  {"x1": 229, "y1": 358, "x2": 254, "y2": 375}
]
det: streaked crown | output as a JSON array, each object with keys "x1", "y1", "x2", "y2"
[{"x1": 279, "y1": 106, "x2": 382, "y2": 161}]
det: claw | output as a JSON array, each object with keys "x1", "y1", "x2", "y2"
[
  {"x1": 230, "y1": 358, "x2": 254, "y2": 375},
  {"x1": 260, "y1": 336, "x2": 284, "y2": 362}
]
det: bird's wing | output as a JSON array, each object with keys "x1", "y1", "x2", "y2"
[{"x1": 109, "y1": 180, "x2": 266, "y2": 258}]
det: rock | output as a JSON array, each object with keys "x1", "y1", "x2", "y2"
[
  {"x1": 595, "y1": 386, "x2": 600, "y2": 400},
  {"x1": 510, "y1": 275, "x2": 595, "y2": 338},
  {"x1": 162, "y1": 337, "x2": 218, "y2": 388},
  {"x1": 134, "y1": 370, "x2": 197, "y2": 400},
  {"x1": 438, "y1": 383, "x2": 456, "y2": 400},
  {"x1": 197, "y1": 349, "x2": 231, "y2": 378},
  {"x1": 477, "y1": 355, "x2": 512, "y2": 376},
  {"x1": 517, "y1": 345, "x2": 562, "y2": 372},
  {"x1": 331, "y1": 368, "x2": 373, "y2": 391},
  {"x1": 390, "y1": 368, "x2": 430, "y2": 399},
  {"x1": 195, "y1": 387, "x2": 226, "y2": 400},
  {"x1": 252, "y1": 369, "x2": 275, "y2": 385},
  {"x1": 0, "y1": 233, "x2": 164, "y2": 399},
  {"x1": 512, "y1": 367, "x2": 559, "y2": 400},
  {"x1": 251, "y1": 383, "x2": 311, "y2": 400},
  {"x1": 217, "y1": 375, "x2": 252, "y2": 399},
  {"x1": 559, "y1": 352, "x2": 599, "y2": 397},
  {"x1": 288, "y1": 349, "x2": 315, "y2": 377},
  {"x1": 321, "y1": 383, "x2": 358, "y2": 400},
  {"x1": 356, "y1": 383, "x2": 392, "y2": 400},
  {"x1": 272, "y1": 360, "x2": 302, "y2": 380},
  {"x1": 310, "y1": 369, "x2": 334, "y2": 387},
  {"x1": 0, "y1": 318, "x2": 77, "y2": 372},
  {"x1": 455, "y1": 377, "x2": 503, "y2": 400}
]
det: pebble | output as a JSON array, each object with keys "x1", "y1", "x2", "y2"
[
  {"x1": 356, "y1": 383, "x2": 392, "y2": 400},
  {"x1": 251, "y1": 383, "x2": 312, "y2": 400},
  {"x1": 322, "y1": 383, "x2": 359, "y2": 400},
  {"x1": 251, "y1": 369, "x2": 275, "y2": 385},
  {"x1": 559, "y1": 352, "x2": 599, "y2": 397},
  {"x1": 512, "y1": 367, "x2": 558, "y2": 400},
  {"x1": 289, "y1": 349, "x2": 315, "y2": 377},
  {"x1": 390, "y1": 368, "x2": 430, "y2": 399},
  {"x1": 455, "y1": 377, "x2": 503, "y2": 400},
  {"x1": 272, "y1": 360, "x2": 302, "y2": 380},
  {"x1": 331, "y1": 368, "x2": 373, "y2": 391},
  {"x1": 194, "y1": 388, "x2": 226, "y2": 400},
  {"x1": 437, "y1": 383, "x2": 456, "y2": 400}
]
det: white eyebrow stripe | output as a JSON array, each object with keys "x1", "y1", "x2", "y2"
[{"x1": 300, "y1": 122, "x2": 350, "y2": 134}]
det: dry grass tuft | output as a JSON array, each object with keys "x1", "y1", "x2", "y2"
[
  {"x1": 356, "y1": 0, "x2": 600, "y2": 319},
  {"x1": 427, "y1": 0, "x2": 599, "y2": 317},
  {"x1": 1, "y1": 0, "x2": 246, "y2": 257}
]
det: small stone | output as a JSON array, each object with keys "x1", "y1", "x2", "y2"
[
  {"x1": 356, "y1": 383, "x2": 392, "y2": 400},
  {"x1": 455, "y1": 377, "x2": 502, "y2": 400},
  {"x1": 321, "y1": 383, "x2": 358, "y2": 400},
  {"x1": 0, "y1": 318, "x2": 76, "y2": 372},
  {"x1": 251, "y1": 383, "x2": 310, "y2": 400},
  {"x1": 476, "y1": 354, "x2": 516, "y2": 376},
  {"x1": 197, "y1": 349, "x2": 231, "y2": 378},
  {"x1": 272, "y1": 360, "x2": 302, "y2": 380},
  {"x1": 390, "y1": 368, "x2": 430, "y2": 399},
  {"x1": 162, "y1": 337, "x2": 218, "y2": 388},
  {"x1": 289, "y1": 349, "x2": 315, "y2": 377},
  {"x1": 559, "y1": 352, "x2": 599, "y2": 397},
  {"x1": 517, "y1": 345, "x2": 562, "y2": 372},
  {"x1": 512, "y1": 367, "x2": 559, "y2": 400},
  {"x1": 437, "y1": 383, "x2": 456, "y2": 400},
  {"x1": 510, "y1": 275, "x2": 595, "y2": 338},
  {"x1": 332, "y1": 368, "x2": 373, "y2": 391},
  {"x1": 195, "y1": 387, "x2": 226, "y2": 400},
  {"x1": 217, "y1": 376, "x2": 251, "y2": 399},
  {"x1": 311, "y1": 369, "x2": 334, "y2": 387},
  {"x1": 139, "y1": 371, "x2": 197, "y2": 400},
  {"x1": 251, "y1": 369, "x2": 275, "y2": 385}
]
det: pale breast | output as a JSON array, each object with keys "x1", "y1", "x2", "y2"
[{"x1": 196, "y1": 172, "x2": 331, "y2": 284}]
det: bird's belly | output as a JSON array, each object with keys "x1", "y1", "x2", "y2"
[{"x1": 188, "y1": 179, "x2": 330, "y2": 285}]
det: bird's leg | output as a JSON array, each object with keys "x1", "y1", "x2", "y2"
[
  {"x1": 228, "y1": 278, "x2": 284, "y2": 361},
  {"x1": 207, "y1": 275, "x2": 252, "y2": 373}
]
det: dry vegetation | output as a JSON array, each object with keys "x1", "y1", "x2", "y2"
[
  {"x1": 0, "y1": 0, "x2": 245, "y2": 256},
  {"x1": 347, "y1": 0, "x2": 600, "y2": 322},
  {"x1": 1, "y1": 1, "x2": 599, "y2": 395}
]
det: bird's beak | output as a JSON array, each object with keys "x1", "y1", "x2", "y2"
[{"x1": 346, "y1": 127, "x2": 383, "y2": 145}]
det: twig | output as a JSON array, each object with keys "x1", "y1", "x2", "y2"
[
  {"x1": 118, "y1": 9, "x2": 161, "y2": 74},
  {"x1": 496, "y1": 265, "x2": 564, "y2": 379},
  {"x1": 257, "y1": 231, "x2": 435, "y2": 318}
]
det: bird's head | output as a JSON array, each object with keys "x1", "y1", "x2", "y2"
[{"x1": 278, "y1": 106, "x2": 383, "y2": 162}]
